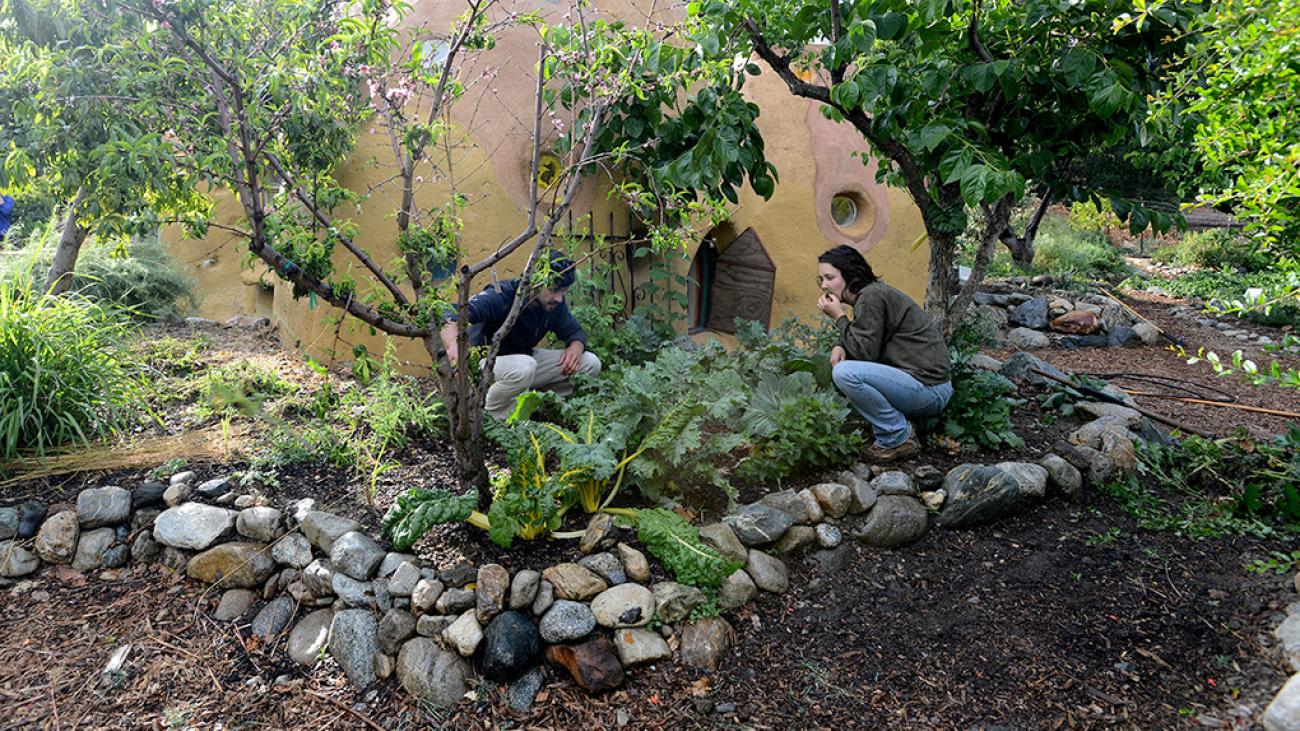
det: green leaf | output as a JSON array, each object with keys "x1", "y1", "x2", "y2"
[
  {"x1": 629, "y1": 508, "x2": 743, "y2": 589},
  {"x1": 380, "y1": 488, "x2": 477, "y2": 550}
]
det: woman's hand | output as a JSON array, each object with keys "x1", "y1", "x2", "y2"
[
  {"x1": 830, "y1": 345, "x2": 846, "y2": 366},
  {"x1": 818, "y1": 291, "x2": 845, "y2": 319}
]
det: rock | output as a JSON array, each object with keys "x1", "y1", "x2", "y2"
[
  {"x1": 968, "y1": 354, "x2": 1004, "y2": 372},
  {"x1": 855, "y1": 496, "x2": 928, "y2": 548},
  {"x1": 417, "y1": 614, "x2": 455, "y2": 637},
  {"x1": 579, "y1": 513, "x2": 619, "y2": 554},
  {"x1": 920, "y1": 490, "x2": 946, "y2": 510},
  {"x1": 160, "y1": 547, "x2": 189, "y2": 572},
  {"x1": 195, "y1": 477, "x2": 233, "y2": 499},
  {"x1": 302, "y1": 559, "x2": 335, "y2": 597},
  {"x1": 1264, "y1": 672, "x2": 1300, "y2": 731},
  {"x1": 476, "y1": 564, "x2": 510, "y2": 622},
  {"x1": 936, "y1": 465, "x2": 1024, "y2": 529},
  {"x1": 76, "y1": 487, "x2": 131, "y2": 529},
  {"x1": 1054, "y1": 440, "x2": 1116, "y2": 484},
  {"x1": 810, "y1": 545, "x2": 853, "y2": 576},
  {"x1": 544, "y1": 634, "x2": 625, "y2": 694},
  {"x1": 411, "y1": 578, "x2": 445, "y2": 614},
  {"x1": 724, "y1": 504, "x2": 794, "y2": 545},
  {"x1": 162, "y1": 483, "x2": 192, "y2": 507},
  {"x1": 745, "y1": 550, "x2": 789, "y2": 594},
  {"x1": 1006, "y1": 327, "x2": 1050, "y2": 349},
  {"x1": 613, "y1": 628, "x2": 672, "y2": 667},
  {"x1": 759, "y1": 490, "x2": 818, "y2": 525},
  {"x1": 377, "y1": 552, "x2": 418, "y2": 578},
  {"x1": 439, "y1": 562, "x2": 477, "y2": 588},
  {"x1": 251, "y1": 596, "x2": 295, "y2": 638},
  {"x1": 839, "y1": 473, "x2": 878, "y2": 515},
  {"x1": 810, "y1": 483, "x2": 852, "y2": 518},
  {"x1": 387, "y1": 561, "x2": 422, "y2": 597},
  {"x1": 1108, "y1": 324, "x2": 1142, "y2": 347},
  {"x1": 543, "y1": 563, "x2": 608, "y2": 601},
  {"x1": 169, "y1": 470, "x2": 196, "y2": 487},
  {"x1": 531, "y1": 580, "x2": 555, "y2": 616},
  {"x1": 290, "y1": 499, "x2": 317, "y2": 524},
  {"x1": 35, "y1": 511, "x2": 79, "y2": 565},
  {"x1": 16, "y1": 501, "x2": 46, "y2": 539},
  {"x1": 332, "y1": 572, "x2": 376, "y2": 608},
  {"x1": 815, "y1": 523, "x2": 842, "y2": 548},
  {"x1": 435, "y1": 587, "x2": 476, "y2": 615},
  {"x1": 0, "y1": 540, "x2": 40, "y2": 577},
  {"x1": 375, "y1": 653, "x2": 395, "y2": 681},
  {"x1": 330, "y1": 531, "x2": 385, "y2": 580},
  {"x1": 616, "y1": 543, "x2": 650, "y2": 583},
  {"x1": 993, "y1": 462, "x2": 1049, "y2": 500},
  {"x1": 131, "y1": 531, "x2": 161, "y2": 563},
  {"x1": 578, "y1": 552, "x2": 627, "y2": 585},
  {"x1": 103, "y1": 544, "x2": 129, "y2": 569},
  {"x1": 480, "y1": 611, "x2": 540, "y2": 681},
  {"x1": 698, "y1": 523, "x2": 749, "y2": 563},
  {"x1": 329, "y1": 609, "x2": 380, "y2": 688},
  {"x1": 397, "y1": 637, "x2": 471, "y2": 705},
  {"x1": 71, "y1": 527, "x2": 115, "y2": 571},
  {"x1": 1038, "y1": 454, "x2": 1083, "y2": 500},
  {"x1": 506, "y1": 666, "x2": 545, "y2": 712},
  {"x1": 591, "y1": 584, "x2": 655, "y2": 628},
  {"x1": 214, "y1": 589, "x2": 257, "y2": 620},
  {"x1": 913, "y1": 465, "x2": 944, "y2": 489},
  {"x1": 796, "y1": 489, "x2": 826, "y2": 524},
  {"x1": 377, "y1": 609, "x2": 417, "y2": 655},
  {"x1": 289, "y1": 609, "x2": 334, "y2": 666},
  {"x1": 236, "y1": 507, "x2": 283, "y2": 543},
  {"x1": 652, "y1": 582, "x2": 705, "y2": 623},
  {"x1": 1132, "y1": 322, "x2": 1161, "y2": 345},
  {"x1": 540, "y1": 600, "x2": 597, "y2": 643},
  {"x1": 1050, "y1": 310, "x2": 1102, "y2": 335},
  {"x1": 774, "y1": 525, "x2": 816, "y2": 555},
  {"x1": 999, "y1": 352, "x2": 1067, "y2": 386},
  {"x1": 1009, "y1": 297, "x2": 1049, "y2": 329},
  {"x1": 1277, "y1": 614, "x2": 1300, "y2": 672},
  {"x1": 130, "y1": 507, "x2": 160, "y2": 533},
  {"x1": 509, "y1": 570, "x2": 540, "y2": 610},
  {"x1": 719, "y1": 569, "x2": 756, "y2": 610},
  {"x1": 270, "y1": 533, "x2": 313, "y2": 569},
  {"x1": 153, "y1": 504, "x2": 236, "y2": 551},
  {"x1": 871, "y1": 471, "x2": 916, "y2": 496},
  {"x1": 299, "y1": 512, "x2": 362, "y2": 554},
  {"x1": 188, "y1": 542, "x2": 277, "y2": 588},
  {"x1": 679, "y1": 618, "x2": 734, "y2": 670},
  {"x1": 1077, "y1": 402, "x2": 1143, "y2": 428},
  {"x1": 133, "y1": 482, "x2": 167, "y2": 508}
]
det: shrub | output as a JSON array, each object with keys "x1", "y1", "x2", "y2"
[
  {"x1": 0, "y1": 267, "x2": 138, "y2": 458},
  {"x1": 1127, "y1": 267, "x2": 1300, "y2": 328},
  {"x1": 949, "y1": 305, "x2": 1001, "y2": 355},
  {"x1": 1152, "y1": 229, "x2": 1270, "y2": 272},
  {"x1": 735, "y1": 371, "x2": 859, "y2": 483},
  {"x1": 977, "y1": 212, "x2": 1131, "y2": 282},
  {"x1": 926, "y1": 350, "x2": 1023, "y2": 451}
]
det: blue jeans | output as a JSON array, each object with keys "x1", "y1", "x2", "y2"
[{"x1": 832, "y1": 361, "x2": 954, "y2": 448}]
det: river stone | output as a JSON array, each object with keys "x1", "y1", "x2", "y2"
[
  {"x1": 510, "y1": 569, "x2": 541, "y2": 610},
  {"x1": 76, "y1": 487, "x2": 131, "y2": 529},
  {"x1": 855, "y1": 496, "x2": 928, "y2": 548},
  {"x1": 444, "y1": 611, "x2": 484, "y2": 657},
  {"x1": 1038, "y1": 453, "x2": 1083, "y2": 500},
  {"x1": 543, "y1": 563, "x2": 608, "y2": 601},
  {"x1": 153, "y1": 503, "x2": 236, "y2": 551},
  {"x1": 591, "y1": 584, "x2": 655, "y2": 628},
  {"x1": 210, "y1": 589, "x2": 252, "y2": 621},
  {"x1": 476, "y1": 563, "x2": 510, "y2": 623},
  {"x1": 162, "y1": 482, "x2": 192, "y2": 507},
  {"x1": 815, "y1": 523, "x2": 843, "y2": 548},
  {"x1": 540, "y1": 600, "x2": 597, "y2": 643},
  {"x1": 577, "y1": 552, "x2": 626, "y2": 586},
  {"x1": 1053, "y1": 439, "x2": 1116, "y2": 484},
  {"x1": 439, "y1": 562, "x2": 477, "y2": 587},
  {"x1": 101, "y1": 543, "x2": 129, "y2": 569},
  {"x1": 133, "y1": 481, "x2": 166, "y2": 509},
  {"x1": 871, "y1": 471, "x2": 916, "y2": 496},
  {"x1": 652, "y1": 582, "x2": 705, "y2": 623},
  {"x1": 759, "y1": 490, "x2": 817, "y2": 525},
  {"x1": 724, "y1": 504, "x2": 793, "y2": 545},
  {"x1": 0, "y1": 508, "x2": 17, "y2": 540},
  {"x1": 17, "y1": 501, "x2": 47, "y2": 539},
  {"x1": 797, "y1": 489, "x2": 826, "y2": 524},
  {"x1": 679, "y1": 617, "x2": 734, "y2": 670},
  {"x1": 1009, "y1": 297, "x2": 1049, "y2": 329},
  {"x1": 613, "y1": 628, "x2": 672, "y2": 667},
  {"x1": 993, "y1": 462, "x2": 1049, "y2": 500},
  {"x1": 330, "y1": 531, "x2": 385, "y2": 580},
  {"x1": 236, "y1": 507, "x2": 283, "y2": 543},
  {"x1": 506, "y1": 666, "x2": 545, "y2": 712},
  {"x1": 937, "y1": 464, "x2": 1024, "y2": 529},
  {"x1": 131, "y1": 530, "x2": 161, "y2": 563},
  {"x1": 775, "y1": 525, "x2": 816, "y2": 555},
  {"x1": 377, "y1": 608, "x2": 417, "y2": 655},
  {"x1": 698, "y1": 523, "x2": 749, "y2": 563},
  {"x1": 329, "y1": 609, "x2": 379, "y2": 688},
  {"x1": 397, "y1": 637, "x2": 471, "y2": 705},
  {"x1": 188, "y1": 542, "x2": 277, "y2": 588},
  {"x1": 269, "y1": 533, "x2": 312, "y2": 569},
  {"x1": 1264, "y1": 672, "x2": 1300, "y2": 731},
  {"x1": 71, "y1": 527, "x2": 115, "y2": 571},
  {"x1": 160, "y1": 546, "x2": 188, "y2": 572},
  {"x1": 480, "y1": 611, "x2": 540, "y2": 681},
  {"x1": 617, "y1": 543, "x2": 651, "y2": 583},
  {"x1": 837, "y1": 472, "x2": 878, "y2": 514},
  {"x1": 745, "y1": 550, "x2": 789, "y2": 594},
  {"x1": 719, "y1": 569, "x2": 756, "y2": 610},
  {"x1": 435, "y1": 587, "x2": 476, "y2": 615},
  {"x1": 302, "y1": 559, "x2": 335, "y2": 597},
  {"x1": 376, "y1": 552, "x2": 417, "y2": 578},
  {"x1": 299, "y1": 512, "x2": 361, "y2": 554},
  {"x1": 387, "y1": 560, "x2": 422, "y2": 597},
  {"x1": 810, "y1": 483, "x2": 852, "y2": 518},
  {"x1": 0, "y1": 540, "x2": 40, "y2": 577},
  {"x1": 195, "y1": 477, "x2": 233, "y2": 499},
  {"x1": 1076, "y1": 402, "x2": 1144, "y2": 426},
  {"x1": 411, "y1": 578, "x2": 445, "y2": 614},
  {"x1": 417, "y1": 614, "x2": 455, "y2": 637},
  {"x1": 169, "y1": 470, "x2": 196, "y2": 487},
  {"x1": 544, "y1": 634, "x2": 625, "y2": 694},
  {"x1": 580, "y1": 512, "x2": 619, "y2": 554},
  {"x1": 252, "y1": 596, "x2": 295, "y2": 638},
  {"x1": 35, "y1": 511, "x2": 79, "y2": 564},
  {"x1": 531, "y1": 580, "x2": 555, "y2": 616},
  {"x1": 131, "y1": 507, "x2": 161, "y2": 533},
  {"x1": 332, "y1": 572, "x2": 376, "y2": 608}
]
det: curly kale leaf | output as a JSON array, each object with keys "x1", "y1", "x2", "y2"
[{"x1": 381, "y1": 488, "x2": 477, "y2": 550}]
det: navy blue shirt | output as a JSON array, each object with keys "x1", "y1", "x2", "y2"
[{"x1": 458, "y1": 280, "x2": 587, "y2": 356}]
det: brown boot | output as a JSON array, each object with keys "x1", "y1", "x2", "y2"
[{"x1": 863, "y1": 434, "x2": 921, "y2": 463}]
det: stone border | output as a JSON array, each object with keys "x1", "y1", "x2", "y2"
[{"x1": 1263, "y1": 575, "x2": 1300, "y2": 729}]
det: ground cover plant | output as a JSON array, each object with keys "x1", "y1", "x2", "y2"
[{"x1": 981, "y1": 211, "x2": 1132, "y2": 283}]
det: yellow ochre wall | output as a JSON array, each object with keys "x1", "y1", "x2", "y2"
[{"x1": 162, "y1": 0, "x2": 928, "y2": 369}]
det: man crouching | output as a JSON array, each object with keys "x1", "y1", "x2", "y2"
[{"x1": 439, "y1": 251, "x2": 601, "y2": 420}]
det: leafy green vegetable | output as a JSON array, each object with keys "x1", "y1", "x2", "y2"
[
  {"x1": 380, "y1": 488, "x2": 478, "y2": 550},
  {"x1": 618, "y1": 508, "x2": 743, "y2": 590}
]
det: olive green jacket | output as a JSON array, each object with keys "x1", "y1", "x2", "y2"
[{"x1": 834, "y1": 281, "x2": 951, "y2": 385}]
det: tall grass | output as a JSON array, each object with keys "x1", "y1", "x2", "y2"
[{"x1": 0, "y1": 266, "x2": 139, "y2": 458}]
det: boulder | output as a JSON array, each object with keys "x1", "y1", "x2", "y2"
[
  {"x1": 387, "y1": 560, "x2": 422, "y2": 597},
  {"x1": 652, "y1": 582, "x2": 705, "y2": 623},
  {"x1": 810, "y1": 483, "x2": 851, "y2": 518},
  {"x1": 0, "y1": 507, "x2": 18, "y2": 541},
  {"x1": 577, "y1": 552, "x2": 626, "y2": 586},
  {"x1": 332, "y1": 572, "x2": 377, "y2": 608},
  {"x1": 411, "y1": 578, "x2": 444, "y2": 614},
  {"x1": 236, "y1": 507, "x2": 284, "y2": 543},
  {"x1": 542, "y1": 563, "x2": 607, "y2": 601},
  {"x1": 579, "y1": 513, "x2": 619, "y2": 554},
  {"x1": 1006, "y1": 327, "x2": 1050, "y2": 349},
  {"x1": 745, "y1": 550, "x2": 789, "y2": 594},
  {"x1": 476, "y1": 564, "x2": 510, "y2": 623},
  {"x1": 855, "y1": 496, "x2": 928, "y2": 548},
  {"x1": 993, "y1": 462, "x2": 1049, "y2": 500},
  {"x1": 130, "y1": 531, "x2": 161, "y2": 563},
  {"x1": 251, "y1": 596, "x2": 295, "y2": 638},
  {"x1": 531, "y1": 580, "x2": 555, "y2": 616},
  {"x1": 1009, "y1": 297, "x2": 1049, "y2": 329},
  {"x1": 616, "y1": 543, "x2": 651, "y2": 583},
  {"x1": 329, "y1": 531, "x2": 386, "y2": 580},
  {"x1": 718, "y1": 569, "x2": 756, "y2": 610},
  {"x1": 759, "y1": 490, "x2": 818, "y2": 525},
  {"x1": 509, "y1": 570, "x2": 540, "y2": 610},
  {"x1": 133, "y1": 481, "x2": 167, "y2": 509},
  {"x1": 1053, "y1": 440, "x2": 1116, "y2": 484},
  {"x1": 936, "y1": 465, "x2": 1024, "y2": 529},
  {"x1": 434, "y1": 588, "x2": 476, "y2": 615},
  {"x1": 1132, "y1": 322, "x2": 1161, "y2": 346},
  {"x1": 539, "y1": 600, "x2": 597, "y2": 643},
  {"x1": 153, "y1": 504, "x2": 236, "y2": 551},
  {"x1": 698, "y1": 523, "x2": 749, "y2": 563},
  {"x1": 75, "y1": 487, "x2": 131, "y2": 529},
  {"x1": 1038, "y1": 454, "x2": 1083, "y2": 500},
  {"x1": 443, "y1": 611, "x2": 484, "y2": 657},
  {"x1": 1050, "y1": 310, "x2": 1102, "y2": 335},
  {"x1": 187, "y1": 542, "x2": 277, "y2": 588},
  {"x1": 214, "y1": 588, "x2": 257, "y2": 621},
  {"x1": 1264, "y1": 672, "x2": 1300, "y2": 731},
  {"x1": 998, "y1": 352, "x2": 1067, "y2": 386},
  {"x1": 329, "y1": 609, "x2": 380, "y2": 688},
  {"x1": 775, "y1": 525, "x2": 816, "y2": 555},
  {"x1": 299, "y1": 512, "x2": 361, "y2": 554},
  {"x1": 479, "y1": 611, "x2": 540, "y2": 681},
  {"x1": 195, "y1": 477, "x2": 233, "y2": 500},
  {"x1": 16, "y1": 501, "x2": 47, "y2": 539},
  {"x1": 815, "y1": 523, "x2": 843, "y2": 549},
  {"x1": 377, "y1": 609, "x2": 417, "y2": 655},
  {"x1": 270, "y1": 533, "x2": 313, "y2": 569},
  {"x1": 871, "y1": 471, "x2": 916, "y2": 496}
]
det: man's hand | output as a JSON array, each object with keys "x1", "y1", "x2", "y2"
[
  {"x1": 830, "y1": 345, "x2": 846, "y2": 366},
  {"x1": 559, "y1": 340, "x2": 585, "y2": 376},
  {"x1": 818, "y1": 292, "x2": 845, "y2": 319}
]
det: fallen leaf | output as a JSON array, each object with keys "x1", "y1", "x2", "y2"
[{"x1": 687, "y1": 677, "x2": 712, "y2": 697}]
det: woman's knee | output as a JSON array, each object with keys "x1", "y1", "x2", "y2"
[{"x1": 831, "y1": 361, "x2": 854, "y2": 390}]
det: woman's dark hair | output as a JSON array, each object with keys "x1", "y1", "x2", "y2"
[{"x1": 817, "y1": 245, "x2": 878, "y2": 295}]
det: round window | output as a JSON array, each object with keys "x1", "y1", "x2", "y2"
[{"x1": 831, "y1": 195, "x2": 858, "y2": 228}]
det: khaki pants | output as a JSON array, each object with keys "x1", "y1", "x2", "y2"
[{"x1": 484, "y1": 348, "x2": 602, "y2": 419}]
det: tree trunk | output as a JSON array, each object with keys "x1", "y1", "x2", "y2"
[
  {"x1": 923, "y1": 230, "x2": 959, "y2": 324},
  {"x1": 423, "y1": 336, "x2": 491, "y2": 508},
  {"x1": 999, "y1": 193, "x2": 1052, "y2": 271},
  {"x1": 44, "y1": 188, "x2": 90, "y2": 296},
  {"x1": 944, "y1": 199, "x2": 1014, "y2": 336}
]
